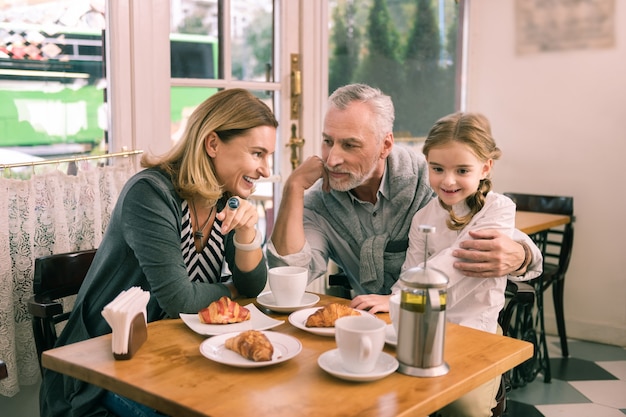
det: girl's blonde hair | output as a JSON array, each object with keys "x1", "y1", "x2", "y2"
[
  {"x1": 141, "y1": 89, "x2": 278, "y2": 205},
  {"x1": 423, "y1": 112, "x2": 501, "y2": 231}
]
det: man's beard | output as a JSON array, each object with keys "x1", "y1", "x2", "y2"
[{"x1": 328, "y1": 156, "x2": 380, "y2": 192}]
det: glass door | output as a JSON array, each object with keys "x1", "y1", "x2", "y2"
[
  {"x1": 108, "y1": 0, "x2": 307, "y2": 243},
  {"x1": 168, "y1": 0, "x2": 280, "y2": 242}
]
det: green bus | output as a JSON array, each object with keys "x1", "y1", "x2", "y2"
[{"x1": 0, "y1": 23, "x2": 217, "y2": 153}]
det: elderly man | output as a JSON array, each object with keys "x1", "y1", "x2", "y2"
[
  {"x1": 267, "y1": 82, "x2": 541, "y2": 417},
  {"x1": 268, "y1": 83, "x2": 540, "y2": 310}
]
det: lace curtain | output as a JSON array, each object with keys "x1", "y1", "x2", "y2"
[{"x1": 0, "y1": 158, "x2": 139, "y2": 397}]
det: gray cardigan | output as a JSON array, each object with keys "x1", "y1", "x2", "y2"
[
  {"x1": 303, "y1": 146, "x2": 434, "y2": 294},
  {"x1": 40, "y1": 167, "x2": 267, "y2": 417}
]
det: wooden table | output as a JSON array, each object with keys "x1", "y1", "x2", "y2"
[
  {"x1": 42, "y1": 295, "x2": 533, "y2": 417},
  {"x1": 516, "y1": 211, "x2": 570, "y2": 235}
]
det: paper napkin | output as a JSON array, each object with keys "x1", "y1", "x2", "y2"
[{"x1": 102, "y1": 286, "x2": 150, "y2": 355}]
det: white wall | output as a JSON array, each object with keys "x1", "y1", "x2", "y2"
[{"x1": 466, "y1": 1, "x2": 626, "y2": 346}]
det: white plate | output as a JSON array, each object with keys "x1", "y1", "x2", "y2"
[
  {"x1": 199, "y1": 331, "x2": 302, "y2": 368},
  {"x1": 288, "y1": 307, "x2": 373, "y2": 337},
  {"x1": 256, "y1": 291, "x2": 320, "y2": 313},
  {"x1": 180, "y1": 303, "x2": 284, "y2": 336},
  {"x1": 385, "y1": 324, "x2": 397, "y2": 347},
  {"x1": 318, "y1": 349, "x2": 399, "y2": 382}
]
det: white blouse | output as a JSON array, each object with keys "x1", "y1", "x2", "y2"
[{"x1": 398, "y1": 192, "x2": 515, "y2": 334}]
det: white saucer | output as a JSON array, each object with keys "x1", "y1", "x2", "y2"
[
  {"x1": 385, "y1": 324, "x2": 397, "y2": 347},
  {"x1": 318, "y1": 349, "x2": 399, "y2": 382},
  {"x1": 256, "y1": 291, "x2": 320, "y2": 313},
  {"x1": 199, "y1": 331, "x2": 302, "y2": 368}
]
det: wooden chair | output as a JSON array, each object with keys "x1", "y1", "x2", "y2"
[
  {"x1": 505, "y1": 192, "x2": 574, "y2": 385},
  {"x1": 0, "y1": 359, "x2": 7, "y2": 380},
  {"x1": 28, "y1": 249, "x2": 97, "y2": 374}
]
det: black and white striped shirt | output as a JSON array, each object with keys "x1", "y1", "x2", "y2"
[{"x1": 181, "y1": 200, "x2": 226, "y2": 283}]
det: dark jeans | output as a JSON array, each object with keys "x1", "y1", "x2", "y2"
[{"x1": 102, "y1": 391, "x2": 168, "y2": 417}]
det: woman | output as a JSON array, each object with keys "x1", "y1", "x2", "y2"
[{"x1": 40, "y1": 89, "x2": 277, "y2": 417}]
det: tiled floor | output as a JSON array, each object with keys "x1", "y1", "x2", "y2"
[{"x1": 505, "y1": 335, "x2": 626, "y2": 417}]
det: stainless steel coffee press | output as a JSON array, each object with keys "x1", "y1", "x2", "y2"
[{"x1": 396, "y1": 225, "x2": 450, "y2": 377}]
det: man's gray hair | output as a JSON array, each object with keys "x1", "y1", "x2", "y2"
[{"x1": 328, "y1": 83, "x2": 395, "y2": 142}]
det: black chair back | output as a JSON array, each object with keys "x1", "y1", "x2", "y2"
[
  {"x1": 505, "y1": 192, "x2": 575, "y2": 287},
  {"x1": 499, "y1": 280, "x2": 538, "y2": 390},
  {"x1": 505, "y1": 193, "x2": 573, "y2": 216},
  {"x1": 505, "y1": 192, "x2": 575, "y2": 362},
  {"x1": 28, "y1": 249, "x2": 96, "y2": 373}
]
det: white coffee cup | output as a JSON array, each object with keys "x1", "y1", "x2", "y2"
[
  {"x1": 268, "y1": 266, "x2": 308, "y2": 307},
  {"x1": 389, "y1": 292, "x2": 401, "y2": 335},
  {"x1": 334, "y1": 315, "x2": 386, "y2": 374}
]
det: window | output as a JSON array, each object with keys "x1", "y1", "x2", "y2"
[
  {"x1": 168, "y1": 0, "x2": 277, "y2": 146},
  {"x1": 0, "y1": 2, "x2": 107, "y2": 164},
  {"x1": 328, "y1": 0, "x2": 460, "y2": 144}
]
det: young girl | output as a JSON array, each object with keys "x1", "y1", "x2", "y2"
[{"x1": 399, "y1": 112, "x2": 515, "y2": 417}]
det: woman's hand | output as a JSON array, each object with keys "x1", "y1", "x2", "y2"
[
  {"x1": 217, "y1": 197, "x2": 263, "y2": 273},
  {"x1": 216, "y1": 197, "x2": 258, "y2": 236},
  {"x1": 350, "y1": 294, "x2": 391, "y2": 314}
]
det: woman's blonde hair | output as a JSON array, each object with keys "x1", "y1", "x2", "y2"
[
  {"x1": 141, "y1": 89, "x2": 278, "y2": 205},
  {"x1": 423, "y1": 112, "x2": 501, "y2": 231}
]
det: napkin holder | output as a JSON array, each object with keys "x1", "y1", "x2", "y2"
[{"x1": 112, "y1": 313, "x2": 147, "y2": 361}]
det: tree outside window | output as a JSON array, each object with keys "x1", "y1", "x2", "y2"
[{"x1": 329, "y1": 0, "x2": 458, "y2": 139}]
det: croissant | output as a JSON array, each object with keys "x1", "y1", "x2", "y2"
[
  {"x1": 198, "y1": 296, "x2": 251, "y2": 324},
  {"x1": 225, "y1": 330, "x2": 274, "y2": 362},
  {"x1": 305, "y1": 303, "x2": 361, "y2": 327}
]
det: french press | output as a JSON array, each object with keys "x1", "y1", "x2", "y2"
[{"x1": 396, "y1": 225, "x2": 450, "y2": 377}]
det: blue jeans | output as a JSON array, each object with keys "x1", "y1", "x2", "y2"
[{"x1": 102, "y1": 391, "x2": 169, "y2": 417}]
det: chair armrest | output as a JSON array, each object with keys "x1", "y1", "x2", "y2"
[
  {"x1": 500, "y1": 280, "x2": 536, "y2": 336},
  {"x1": 27, "y1": 295, "x2": 64, "y2": 318},
  {"x1": 328, "y1": 273, "x2": 351, "y2": 289},
  {"x1": 506, "y1": 280, "x2": 535, "y2": 306}
]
